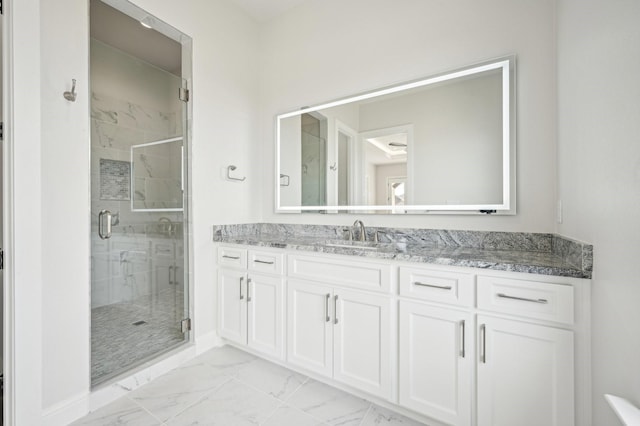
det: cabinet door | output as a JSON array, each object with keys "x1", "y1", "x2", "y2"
[
  {"x1": 399, "y1": 301, "x2": 471, "y2": 426},
  {"x1": 287, "y1": 280, "x2": 333, "y2": 377},
  {"x1": 333, "y1": 288, "x2": 392, "y2": 399},
  {"x1": 477, "y1": 315, "x2": 574, "y2": 426},
  {"x1": 218, "y1": 269, "x2": 247, "y2": 345},
  {"x1": 247, "y1": 273, "x2": 284, "y2": 359}
]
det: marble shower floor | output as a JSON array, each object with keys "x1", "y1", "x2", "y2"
[
  {"x1": 92, "y1": 288, "x2": 186, "y2": 384},
  {"x1": 74, "y1": 345, "x2": 426, "y2": 426}
]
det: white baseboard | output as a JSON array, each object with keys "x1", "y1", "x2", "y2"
[
  {"x1": 42, "y1": 391, "x2": 90, "y2": 426},
  {"x1": 49, "y1": 344, "x2": 199, "y2": 425},
  {"x1": 195, "y1": 331, "x2": 224, "y2": 354}
]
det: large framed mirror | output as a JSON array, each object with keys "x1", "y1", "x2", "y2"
[{"x1": 276, "y1": 56, "x2": 516, "y2": 214}]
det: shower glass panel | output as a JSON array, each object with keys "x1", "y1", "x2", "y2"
[
  {"x1": 301, "y1": 113, "x2": 327, "y2": 206},
  {"x1": 90, "y1": 0, "x2": 190, "y2": 385}
]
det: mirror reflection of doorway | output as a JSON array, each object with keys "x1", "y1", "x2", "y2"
[
  {"x1": 387, "y1": 177, "x2": 406, "y2": 207},
  {"x1": 89, "y1": 0, "x2": 191, "y2": 386}
]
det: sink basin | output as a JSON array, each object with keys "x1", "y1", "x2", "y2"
[
  {"x1": 320, "y1": 239, "x2": 398, "y2": 252},
  {"x1": 325, "y1": 242, "x2": 380, "y2": 250}
]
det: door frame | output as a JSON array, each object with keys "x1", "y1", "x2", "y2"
[{"x1": 4, "y1": 0, "x2": 46, "y2": 424}]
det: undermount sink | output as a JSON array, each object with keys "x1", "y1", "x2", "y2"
[{"x1": 321, "y1": 239, "x2": 397, "y2": 252}]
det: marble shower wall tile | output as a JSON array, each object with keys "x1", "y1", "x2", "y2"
[{"x1": 92, "y1": 92, "x2": 173, "y2": 135}]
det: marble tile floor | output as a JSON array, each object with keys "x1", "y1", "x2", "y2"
[
  {"x1": 74, "y1": 345, "x2": 426, "y2": 426},
  {"x1": 92, "y1": 288, "x2": 186, "y2": 384}
]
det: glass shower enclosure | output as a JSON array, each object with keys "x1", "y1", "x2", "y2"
[{"x1": 89, "y1": 0, "x2": 191, "y2": 385}]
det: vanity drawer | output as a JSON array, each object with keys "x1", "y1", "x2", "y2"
[
  {"x1": 288, "y1": 254, "x2": 392, "y2": 293},
  {"x1": 217, "y1": 246, "x2": 247, "y2": 269},
  {"x1": 477, "y1": 276, "x2": 574, "y2": 324},
  {"x1": 399, "y1": 267, "x2": 474, "y2": 307},
  {"x1": 248, "y1": 250, "x2": 285, "y2": 274}
]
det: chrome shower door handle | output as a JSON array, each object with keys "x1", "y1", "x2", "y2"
[{"x1": 98, "y1": 209, "x2": 112, "y2": 240}]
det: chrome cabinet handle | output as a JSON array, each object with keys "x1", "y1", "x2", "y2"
[
  {"x1": 222, "y1": 255, "x2": 240, "y2": 260},
  {"x1": 254, "y1": 259, "x2": 274, "y2": 265},
  {"x1": 325, "y1": 293, "x2": 331, "y2": 322},
  {"x1": 413, "y1": 281, "x2": 452, "y2": 290},
  {"x1": 480, "y1": 324, "x2": 486, "y2": 363},
  {"x1": 239, "y1": 276, "x2": 244, "y2": 300},
  {"x1": 497, "y1": 293, "x2": 548, "y2": 304},
  {"x1": 168, "y1": 265, "x2": 174, "y2": 285},
  {"x1": 460, "y1": 320, "x2": 466, "y2": 358},
  {"x1": 98, "y1": 209, "x2": 112, "y2": 240},
  {"x1": 247, "y1": 278, "x2": 252, "y2": 302},
  {"x1": 334, "y1": 295, "x2": 339, "y2": 324}
]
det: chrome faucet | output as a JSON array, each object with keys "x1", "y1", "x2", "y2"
[{"x1": 353, "y1": 220, "x2": 366, "y2": 242}]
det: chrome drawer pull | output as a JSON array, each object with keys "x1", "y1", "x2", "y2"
[
  {"x1": 413, "y1": 281, "x2": 452, "y2": 290},
  {"x1": 497, "y1": 293, "x2": 548, "y2": 304},
  {"x1": 222, "y1": 255, "x2": 240, "y2": 260},
  {"x1": 325, "y1": 293, "x2": 331, "y2": 322},
  {"x1": 480, "y1": 324, "x2": 486, "y2": 363},
  {"x1": 460, "y1": 320, "x2": 466, "y2": 358},
  {"x1": 254, "y1": 259, "x2": 275, "y2": 265}
]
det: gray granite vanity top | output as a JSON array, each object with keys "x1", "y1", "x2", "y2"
[{"x1": 213, "y1": 224, "x2": 593, "y2": 279}]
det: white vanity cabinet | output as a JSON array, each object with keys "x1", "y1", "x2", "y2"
[
  {"x1": 217, "y1": 246, "x2": 285, "y2": 359},
  {"x1": 476, "y1": 315, "x2": 574, "y2": 426},
  {"x1": 215, "y1": 244, "x2": 590, "y2": 426},
  {"x1": 287, "y1": 254, "x2": 393, "y2": 400},
  {"x1": 398, "y1": 267, "x2": 474, "y2": 426},
  {"x1": 475, "y1": 275, "x2": 576, "y2": 426}
]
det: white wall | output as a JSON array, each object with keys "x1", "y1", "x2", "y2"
[
  {"x1": 259, "y1": 0, "x2": 557, "y2": 232},
  {"x1": 8, "y1": 0, "x2": 260, "y2": 422},
  {"x1": 40, "y1": 0, "x2": 91, "y2": 413},
  {"x1": 556, "y1": 0, "x2": 640, "y2": 424}
]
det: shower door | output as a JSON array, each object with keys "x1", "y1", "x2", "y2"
[{"x1": 89, "y1": 0, "x2": 191, "y2": 385}]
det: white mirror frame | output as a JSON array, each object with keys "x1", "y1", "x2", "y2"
[{"x1": 275, "y1": 56, "x2": 516, "y2": 214}]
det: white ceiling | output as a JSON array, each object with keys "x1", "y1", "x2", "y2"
[
  {"x1": 90, "y1": 0, "x2": 309, "y2": 76},
  {"x1": 227, "y1": 0, "x2": 311, "y2": 22}
]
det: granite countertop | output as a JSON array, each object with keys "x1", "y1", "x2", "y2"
[{"x1": 213, "y1": 224, "x2": 593, "y2": 279}]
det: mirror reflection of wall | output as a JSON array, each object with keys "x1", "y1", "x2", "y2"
[{"x1": 337, "y1": 131, "x2": 350, "y2": 205}]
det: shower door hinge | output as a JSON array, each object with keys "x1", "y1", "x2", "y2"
[
  {"x1": 181, "y1": 318, "x2": 192, "y2": 333},
  {"x1": 179, "y1": 88, "x2": 190, "y2": 102}
]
